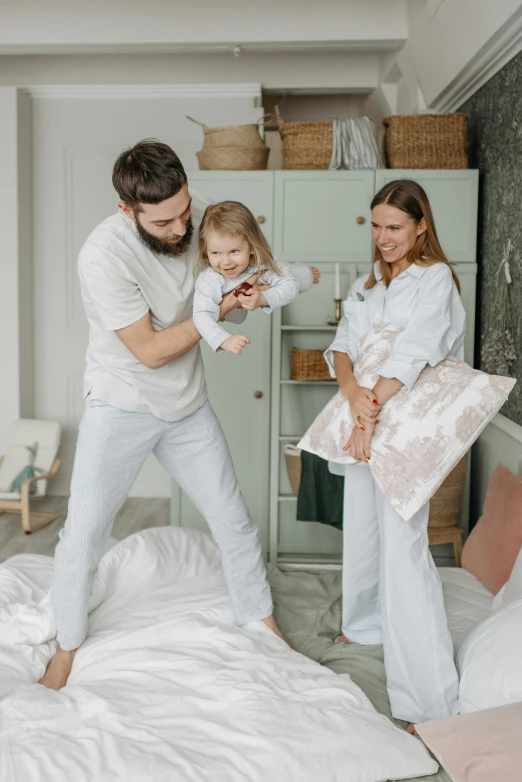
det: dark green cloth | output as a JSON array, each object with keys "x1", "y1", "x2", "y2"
[{"x1": 296, "y1": 451, "x2": 344, "y2": 530}]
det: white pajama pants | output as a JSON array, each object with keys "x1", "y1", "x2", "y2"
[
  {"x1": 342, "y1": 464, "x2": 460, "y2": 723},
  {"x1": 52, "y1": 398, "x2": 273, "y2": 651}
]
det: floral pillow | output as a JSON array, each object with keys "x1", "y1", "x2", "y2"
[{"x1": 298, "y1": 323, "x2": 516, "y2": 521}]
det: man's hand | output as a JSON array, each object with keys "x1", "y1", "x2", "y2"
[{"x1": 221, "y1": 334, "x2": 250, "y2": 355}]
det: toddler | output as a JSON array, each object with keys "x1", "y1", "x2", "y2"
[{"x1": 194, "y1": 201, "x2": 320, "y2": 354}]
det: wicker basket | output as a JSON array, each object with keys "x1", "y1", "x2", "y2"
[
  {"x1": 383, "y1": 113, "x2": 468, "y2": 169},
  {"x1": 196, "y1": 146, "x2": 269, "y2": 171},
  {"x1": 284, "y1": 445, "x2": 302, "y2": 495},
  {"x1": 428, "y1": 453, "x2": 469, "y2": 528},
  {"x1": 275, "y1": 106, "x2": 333, "y2": 170},
  {"x1": 186, "y1": 115, "x2": 269, "y2": 149},
  {"x1": 290, "y1": 348, "x2": 333, "y2": 382}
]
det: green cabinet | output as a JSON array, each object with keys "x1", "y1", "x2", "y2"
[
  {"x1": 172, "y1": 170, "x2": 479, "y2": 566},
  {"x1": 171, "y1": 172, "x2": 274, "y2": 554}
]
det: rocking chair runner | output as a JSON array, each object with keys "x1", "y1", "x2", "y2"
[{"x1": 0, "y1": 419, "x2": 62, "y2": 533}]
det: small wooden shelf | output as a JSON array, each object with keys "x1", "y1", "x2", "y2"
[{"x1": 280, "y1": 380, "x2": 336, "y2": 386}]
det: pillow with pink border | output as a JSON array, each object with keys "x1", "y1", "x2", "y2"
[
  {"x1": 299, "y1": 323, "x2": 516, "y2": 521},
  {"x1": 415, "y1": 703, "x2": 522, "y2": 782}
]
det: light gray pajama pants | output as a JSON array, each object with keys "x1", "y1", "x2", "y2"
[
  {"x1": 342, "y1": 464, "x2": 460, "y2": 723},
  {"x1": 52, "y1": 398, "x2": 273, "y2": 651}
]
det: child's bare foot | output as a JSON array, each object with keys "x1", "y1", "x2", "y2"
[
  {"x1": 261, "y1": 615, "x2": 293, "y2": 648},
  {"x1": 38, "y1": 647, "x2": 77, "y2": 690},
  {"x1": 337, "y1": 634, "x2": 350, "y2": 644},
  {"x1": 405, "y1": 723, "x2": 419, "y2": 736},
  {"x1": 310, "y1": 266, "x2": 321, "y2": 284}
]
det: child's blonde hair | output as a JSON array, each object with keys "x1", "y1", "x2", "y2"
[{"x1": 196, "y1": 200, "x2": 279, "y2": 277}]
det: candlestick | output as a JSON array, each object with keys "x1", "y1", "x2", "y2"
[
  {"x1": 334, "y1": 263, "x2": 341, "y2": 300},
  {"x1": 326, "y1": 298, "x2": 342, "y2": 326}
]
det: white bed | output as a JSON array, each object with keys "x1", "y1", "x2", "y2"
[
  {"x1": 0, "y1": 527, "x2": 438, "y2": 782},
  {"x1": 439, "y1": 566, "x2": 494, "y2": 654}
]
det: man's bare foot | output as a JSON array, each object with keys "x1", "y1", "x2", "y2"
[
  {"x1": 261, "y1": 615, "x2": 293, "y2": 648},
  {"x1": 405, "y1": 723, "x2": 419, "y2": 736},
  {"x1": 38, "y1": 647, "x2": 77, "y2": 690},
  {"x1": 337, "y1": 634, "x2": 350, "y2": 644},
  {"x1": 310, "y1": 266, "x2": 321, "y2": 284}
]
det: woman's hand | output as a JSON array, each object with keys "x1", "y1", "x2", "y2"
[
  {"x1": 344, "y1": 384, "x2": 381, "y2": 428},
  {"x1": 344, "y1": 423, "x2": 374, "y2": 462}
]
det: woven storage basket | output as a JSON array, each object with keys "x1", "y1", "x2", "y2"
[
  {"x1": 275, "y1": 106, "x2": 333, "y2": 170},
  {"x1": 284, "y1": 445, "x2": 302, "y2": 495},
  {"x1": 186, "y1": 115, "x2": 269, "y2": 149},
  {"x1": 383, "y1": 113, "x2": 468, "y2": 169},
  {"x1": 290, "y1": 348, "x2": 333, "y2": 382},
  {"x1": 428, "y1": 453, "x2": 469, "y2": 528},
  {"x1": 196, "y1": 146, "x2": 269, "y2": 171}
]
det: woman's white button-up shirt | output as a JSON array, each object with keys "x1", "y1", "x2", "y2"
[{"x1": 324, "y1": 261, "x2": 466, "y2": 390}]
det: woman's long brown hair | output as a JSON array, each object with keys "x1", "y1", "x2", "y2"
[{"x1": 365, "y1": 179, "x2": 460, "y2": 292}]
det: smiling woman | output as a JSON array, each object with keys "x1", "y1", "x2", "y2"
[{"x1": 326, "y1": 177, "x2": 467, "y2": 727}]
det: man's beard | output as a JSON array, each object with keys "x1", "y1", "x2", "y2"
[{"x1": 135, "y1": 215, "x2": 194, "y2": 258}]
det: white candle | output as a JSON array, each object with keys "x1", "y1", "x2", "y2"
[{"x1": 334, "y1": 263, "x2": 341, "y2": 300}]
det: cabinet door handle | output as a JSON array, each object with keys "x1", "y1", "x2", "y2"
[
  {"x1": 356, "y1": 216, "x2": 366, "y2": 225},
  {"x1": 256, "y1": 216, "x2": 266, "y2": 224},
  {"x1": 254, "y1": 390, "x2": 263, "y2": 399}
]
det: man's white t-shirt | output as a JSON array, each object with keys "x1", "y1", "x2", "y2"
[{"x1": 78, "y1": 191, "x2": 209, "y2": 421}]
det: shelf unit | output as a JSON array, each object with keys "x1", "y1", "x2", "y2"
[{"x1": 269, "y1": 278, "x2": 360, "y2": 564}]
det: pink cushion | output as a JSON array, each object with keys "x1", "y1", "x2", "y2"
[
  {"x1": 416, "y1": 703, "x2": 522, "y2": 782},
  {"x1": 462, "y1": 463, "x2": 522, "y2": 594}
]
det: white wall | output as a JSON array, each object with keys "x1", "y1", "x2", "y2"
[
  {"x1": 0, "y1": 88, "x2": 33, "y2": 456},
  {"x1": 0, "y1": 0, "x2": 407, "y2": 51},
  {"x1": 381, "y1": 0, "x2": 522, "y2": 112},
  {"x1": 0, "y1": 51, "x2": 381, "y2": 93}
]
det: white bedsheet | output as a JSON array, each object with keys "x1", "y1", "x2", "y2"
[
  {"x1": 439, "y1": 567, "x2": 494, "y2": 654},
  {"x1": 0, "y1": 527, "x2": 437, "y2": 782}
]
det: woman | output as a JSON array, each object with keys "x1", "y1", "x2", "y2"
[{"x1": 324, "y1": 179, "x2": 465, "y2": 727}]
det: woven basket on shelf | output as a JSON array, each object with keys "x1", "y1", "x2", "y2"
[
  {"x1": 383, "y1": 113, "x2": 468, "y2": 169},
  {"x1": 196, "y1": 146, "x2": 269, "y2": 171},
  {"x1": 275, "y1": 106, "x2": 333, "y2": 170},
  {"x1": 283, "y1": 445, "x2": 302, "y2": 495},
  {"x1": 428, "y1": 453, "x2": 469, "y2": 528},
  {"x1": 290, "y1": 349, "x2": 333, "y2": 382},
  {"x1": 187, "y1": 114, "x2": 270, "y2": 170},
  {"x1": 186, "y1": 115, "x2": 269, "y2": 149}
]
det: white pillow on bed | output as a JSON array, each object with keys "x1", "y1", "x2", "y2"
[
  {"x1": 458, "y1": 596, "x2": 522, "y2": 714},
  {"x1": 492, "y1": 545, "x2": 522, "y2": 610},
  {"x1": 298, "y1": 323, "x2": 515, "y2": 521}
]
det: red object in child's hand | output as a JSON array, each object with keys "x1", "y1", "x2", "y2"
[{"x1": 233, "y1": 281, "x2": 253, "y2": 298}]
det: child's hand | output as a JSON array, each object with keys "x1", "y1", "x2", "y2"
[
  {"x1": 221, "y1": 334, "x2": 250, "y2": 355},
  {"x1": 310, "y1": 266, "x2": 321, "y2": 284},
  {"x1": 237, "y1": 288, "x2": 268, "y2": 311}
]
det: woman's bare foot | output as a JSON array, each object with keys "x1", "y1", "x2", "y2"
[
  {"x1": 261, "y1": 615, "x2": 293, "y2": 648},
  {"x1": 310, "y1": 266, "x2": 321, "y2": 284},
  {"x1": 405, "y1": 723, "x2": 419, "y2": 736},
  {"x1": 337, "y1": 634, "x2": 350, "y2": 644},
  {"x1": 38, "y1": 647, "x2": 77, "y2": 690}
]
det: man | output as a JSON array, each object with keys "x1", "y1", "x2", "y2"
[{"x1": 40, "y1": 139, "x2": 288, "y2": 690}]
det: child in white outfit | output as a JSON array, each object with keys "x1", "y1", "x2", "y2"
[{"x1": 194, "y1": 200, "x2": 319, "y2": 354}]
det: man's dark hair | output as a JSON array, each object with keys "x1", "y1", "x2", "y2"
[{"x1": 112, "y1": 139, "x2": 187, "y2": 209}]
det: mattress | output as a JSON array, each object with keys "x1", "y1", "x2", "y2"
[{"x1": 439, "y1": 567, "x2": 494, "y2": 654}]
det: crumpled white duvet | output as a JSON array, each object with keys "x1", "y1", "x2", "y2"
[{"x1": 0, "y1": 527, "x2": 438, "y2": 782}]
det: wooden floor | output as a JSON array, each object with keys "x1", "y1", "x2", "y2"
[{"x1": 0, "y1": 497, "x2": 170, "y2": 563}]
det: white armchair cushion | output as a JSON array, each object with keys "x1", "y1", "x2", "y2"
[{"x1": 0, "y1": 420, "x2": 61, "y2": 496}]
